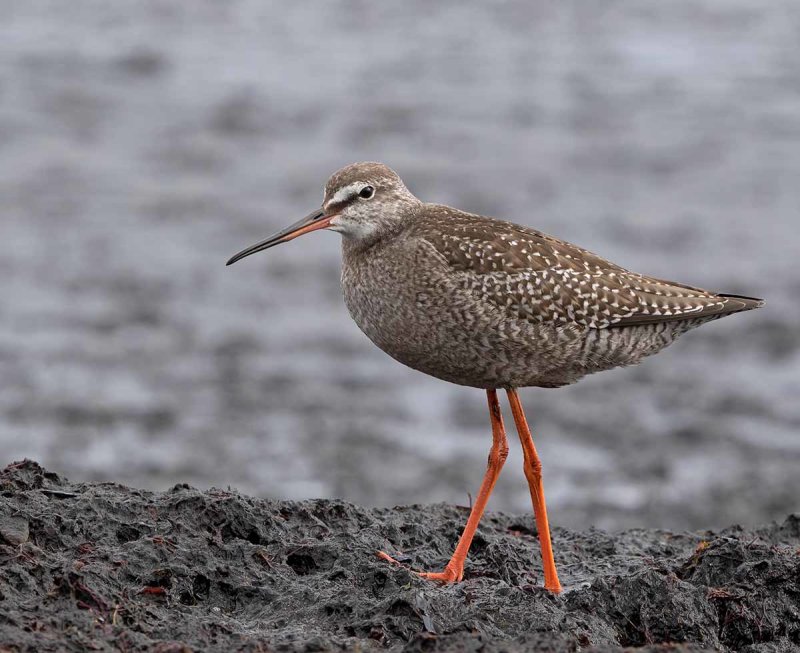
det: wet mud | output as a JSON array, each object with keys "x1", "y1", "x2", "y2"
[{"x1": 1, "y1": 461, "x2": 798, "y2": 652}]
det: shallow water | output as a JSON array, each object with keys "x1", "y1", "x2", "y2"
[{"x1": 1, "y1": 1, "x2": 798, "y2": 530}]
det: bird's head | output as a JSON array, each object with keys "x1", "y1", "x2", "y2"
[{"x1": 226, "y1": 162, "x2": 418, "y2": 266}]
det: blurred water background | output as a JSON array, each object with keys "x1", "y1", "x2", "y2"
[{"x1": 1, "y1": 1, "x2": 798, "y2": 531}]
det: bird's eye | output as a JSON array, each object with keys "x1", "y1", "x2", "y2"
[{"x1": 359, "y1": 185, "x2": 375, "y2": 199}]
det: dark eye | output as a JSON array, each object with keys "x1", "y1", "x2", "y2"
[{"x1": 359, "y1": 185, "x2": 375, "y2": 199}]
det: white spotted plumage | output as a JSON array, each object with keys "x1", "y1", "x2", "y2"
[
  {"x1": 325, "y1": 162, "x2": 763, "y2": 389},
  {"x1": 413, "y1": 206, "x2": 747, "y2": 330}
]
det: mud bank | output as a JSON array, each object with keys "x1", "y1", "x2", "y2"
[{"x1": 0, "y1": 461, "x2": 798, "y2": 652}]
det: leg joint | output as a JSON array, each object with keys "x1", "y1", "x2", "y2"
[
  {"x1": 488, "y1": 442, "x2": 509, "y2": 467},
  {"x1": 523, "y1": 456, "x2": 542, "y2": 481}
]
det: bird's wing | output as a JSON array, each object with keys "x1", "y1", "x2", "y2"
[{"x1": 416, "y1": 206, "x2": 761, "y2": 328}]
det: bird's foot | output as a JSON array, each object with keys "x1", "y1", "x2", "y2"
[
  {"x1": 376, "y1": 551, "x2": 463, "y2": 583},
  {"x1": 376, "y1": 550, "x2": 404, "y2": 566},
  {"x1": 416, "y1": 565, "x2": 463, "y2": 583}
]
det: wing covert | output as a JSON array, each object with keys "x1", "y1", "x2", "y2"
[{"x1": 415, "y1": 206, "x2": 756, "y2": 329}]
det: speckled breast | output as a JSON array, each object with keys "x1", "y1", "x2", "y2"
[
  {"x1": 339, "y1": 237, "x2": 589, "y2": 389},
  {"x1": 339, "y1": 236, "x2": 708, "y2": 390}
]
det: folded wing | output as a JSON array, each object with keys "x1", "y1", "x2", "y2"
[{"x1": 418, "y1": 207, "x2": 763, "y2": 329}]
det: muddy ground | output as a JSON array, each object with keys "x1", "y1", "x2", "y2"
[{"x1": 1, "y1": 461, "x2": 798, "y2": 652}]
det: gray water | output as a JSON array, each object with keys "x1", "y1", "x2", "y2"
[{"x1": 1, "y1": 1, "x2": 798, "y2": 530}]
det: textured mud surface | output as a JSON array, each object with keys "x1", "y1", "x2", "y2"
[{"x1": 2, "y1": 462, "x2": 799, "y2": 652}]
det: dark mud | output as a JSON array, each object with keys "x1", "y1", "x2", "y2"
[{"x1": 1, "y1": 461, "x2": 798, "y2": 652}]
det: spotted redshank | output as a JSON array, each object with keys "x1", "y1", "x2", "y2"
[{"x1": 227, "y1": 162, "x2": 763, "y2": 593}]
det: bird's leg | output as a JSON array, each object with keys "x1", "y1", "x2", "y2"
[
  {"x1": 414, "y1": 389, "x2": 509, "y2": 582},
  {"x1": 506, "y1": 388, "x2": 562, "y2": 593}
]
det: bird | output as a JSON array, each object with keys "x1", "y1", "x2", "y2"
[{"x1": 226, "y1": 162, "x2": 763, "y2": 593}]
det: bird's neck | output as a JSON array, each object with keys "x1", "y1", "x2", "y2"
[
  {"x1": 340, "y1": 229, "x2": 390, "y2": 259},
  {"x1": 340, "y1": 210, "x2": 416, "y2": 258}
]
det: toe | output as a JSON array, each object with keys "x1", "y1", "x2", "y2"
[{"x1": 417, "y1": 567, "x2": 462, "y2": 583}]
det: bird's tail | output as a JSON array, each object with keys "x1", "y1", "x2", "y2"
[{"x1": 717, "y1": 293, "x2": 765, "y2": 313}]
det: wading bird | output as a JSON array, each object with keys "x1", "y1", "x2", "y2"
[{"x1": 227, "y1": 162, "x2": 763, "y2": 592}]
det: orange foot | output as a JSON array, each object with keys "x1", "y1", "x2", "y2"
[
  {"x1": 376, "y1": 550, "x2": 404, "y2": 566},
  {"x1": 417, "y1": 565, "x2": 463, "y2": 583},
  {"x1": 376, "y1": 551, "x2": 463, "y2": 583}
]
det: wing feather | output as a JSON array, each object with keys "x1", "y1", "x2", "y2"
[{"x1": 413, "y1": 205, "x2": 763, "y2": 329}]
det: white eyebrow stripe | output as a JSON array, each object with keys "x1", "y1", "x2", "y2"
[{"x1": 326, "y1": 182, "x2": 364, "y2": 208}]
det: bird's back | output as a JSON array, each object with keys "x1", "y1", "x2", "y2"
[
  {"x1": 341, "y1": 204, "x2": 763, "y2": 389},
  {"x1": 408, "y1": 205, "x2": 762, "y2": 328}
]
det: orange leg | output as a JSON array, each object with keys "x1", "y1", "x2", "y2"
[
  {"x1": 506, "y1": 388, "x2": 562, "y2": 593},
  {"x1": 419, "y1": 389, "x2": 509, "y2": 582},
  {"x1": 379, "y1": 389, "x2": 509, "y2": 582}
]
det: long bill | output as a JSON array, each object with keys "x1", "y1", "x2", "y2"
[{"x1": 226, "y1": 208, "x2": 335, "y2": 266}]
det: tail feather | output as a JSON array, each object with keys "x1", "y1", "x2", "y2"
[
  {"x1": 608, "y1": 292, "x2": 764, "y2": 327},
  {"x1": 717, "y1": 293, "x2": 765, "y2": 313}
]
